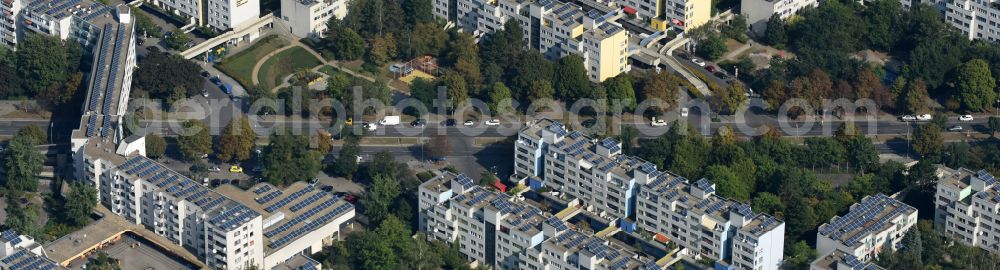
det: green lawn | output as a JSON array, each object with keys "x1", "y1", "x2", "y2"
[
  {"x1": 318, "y1": 65, "x2": 341, "y2": 76},
  {"x1": 217, "y1": 36, "x2": 289, "y2": 87},
  {"x1": 257, "y1": 46, "x2": 323, "y2": 90}
]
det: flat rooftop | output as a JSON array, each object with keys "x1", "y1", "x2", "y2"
[
  {"x1": 817, "y1": 193, "x2": 916, "y2": 247},
  {"x1": 812, "y1": 250, "x2": 884, "y2": 270},
  {"x1": 215, "y1": 182, "x2": 355, "y2": 253},
  {"x1": 271, "y1": 254, "x2": 320, "y2": 270}
]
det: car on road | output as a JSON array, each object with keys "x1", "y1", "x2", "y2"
[
  {"x1": 948, "y1": 125, "x2": 963, "y2": 132},
  {"x1": 202, "y1": 90, "x2": 209, "y2": 97},
  {"x1": 691, "y1": 58, "x2": 706, "y2": 67},
  {"x1": 916, "y1": 114, "x2": 932, "y2": 121},
  {"x1": 229, "y1": 166, "x2": 243, "y2": 173},
  {"x1": 484, "y1": 119, "x2": 500, "y2": 126},
  {"x1": 959, "y1": 114, "x2": 974, "y2": 121},
  {"x1": 431, "y1": 156, "x2": 448, "y2": 162},
  {"x1": 362, "y1": 122, "x2": 377, "y2": 131},
  {"x1": 320, "y1": 185, "x2": 334, "y2": 192},
  {"x1": 345, "y1": 117, "x2": 353, "y2": 125},
  {"x1": 411, "y1": 119, "x2": 427, "y2": 127},
  {"x1": 443, "y1": 119, "x2": 457, "y2": 126},
  {"x1": 651, "y1": 118, "x2": 668, "y2": 127},
  {"x1": 676, "y1": 53, "x2": 689, "y2": 60},
  {"x1": 210, "y1": 76, "x2": 222, "y2": 86},
  {"x1": 706, "y1": 65, "x2": 716, "y2": 72},
  {"x1": 900, "y1": 115, "x2": 917, "y2": 121},
  {"x1": 463, "y1": 120, "x2": 475, "y2": 126},
  {"x1": 208, "y1": 166, "x2": 221, "y2": 172},
  {"x1": 680, "y1": 107, "x2": 689, "y2": 117},
  {"x1": 201, "y1": 71, "x2": 210, "y2": 77}
]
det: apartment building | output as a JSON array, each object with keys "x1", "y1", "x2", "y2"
[
  {"x1": 142, "y1": 0, "x2": 260, "y2": 31},
  {"x1": 513, "y1": 119, "x2": 786, "y2": 269},
  {"x1": 0, "y1": 230, "x2": 66, "y2": 270},
  {"x1": 810, "y1": 250, "x2": 885, "y2": 270},
  {"x1": 816, "y1": 193, "x2": 918, "y2": 262},
  {"x1": 606, "y1": 0, "x2": 710, "y2": 31},
  {"x1": 418, "y1": 171, "x2": 663, "y2": 270},
  {"x1": 0, "y1": 0, "x2": 22, "y2": 49},
  {"x1": 932, "y1": 166, "x2": 1000, "y2": 252},
  {"x1": 945, "y1": 0, "x2": 1000, "y2": 42},
  {"x1": 280, "y1": 0, "x2": 346, "y2": 38},
  {"x1": 432, "y1": 0, "x2": 630, "y2": 82},
  {"x1": 740, "y1": 0, "x2": 818, "y2": 35}
]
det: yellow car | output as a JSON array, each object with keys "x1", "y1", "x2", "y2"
[
  {"x1": 346, "y1": 117, "x2": 353, "y2": 126},
  {"x1": 230, "y1": 166, "x2": 244, "y2": 173}
]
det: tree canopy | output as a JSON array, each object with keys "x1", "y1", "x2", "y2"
[
  {"x1": 216, "y1": 117, "x2": 258, "y2": 163},
  {"x1": 262, "y1": 132, "x2": 323, "y2": 186},
  {"x1": 177, "y1": 120, "x2": 212, "y2": 161}
]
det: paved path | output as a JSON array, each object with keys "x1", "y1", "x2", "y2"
[
  {"x1": 720, "y1": 40, "x2": 754, "y2": 62},
  {"x1": 250, "y1": 44, "x2": 298, "y2": 86}
]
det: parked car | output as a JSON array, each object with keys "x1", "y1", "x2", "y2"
[
  {"x1": 443, "y1": 119, "x2": 457, "y2": 126},
  {"x1": 484, "y1": 119, "x2": 500, "y2": 126},
  {"x1": 229, "y1": 166, "x2": 243, "y2": 173},
  {"x1": 202, "y1": 90, "x2": 210, "y2": 97},
  {"x1": 463, "y1": 120, "x2": 475, "y2": 126},
  {"x1": 411, "y1": 119, "x2": 427, "y2": 127},
  {"x1": 916, "y1": 114, "x2": 933, "y2": 121},
  {"x1": 651, "y1": 118, "x2": 668, "y2": 127},
  {"x1": 676, "y1": 53, "x2": 689, "y2": 60},
  {"x1": 680, "y1": 107, "x2": 689, "y2": 117},
  {"x1": 959, "y1": 114, "x2": 974, "y2": 121},
  {"x1": 201, "y1": 71, "x2": 210, "y2": 77},
  {"x1": 948, "y1": 125, "x2": 964, "y2": 132},
  {"x1": 705, "y1": 65, "x2": 716, "y2": 72},
  {"x1": 321, "y1": 185, "x2": 334, "y2": 192},
  {"x1": 691, "y1": 58, "x2": 706, "y2": 67},
  {"x1": 900, "y1": 115, "x2": 917, "y2": 121},
  {"x1": 208, "y1": 166, "x2": 221, "y2": 172},
  {"x1": 362, "y1": 122, "x2": 377, "y2": 131}
]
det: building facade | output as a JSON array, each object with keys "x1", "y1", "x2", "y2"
[
  {"x1": 945, "y1": 0, "x2": 1000, "y2": 42},
  {"x1": 740, "y1": 0, "x2": 818, "y2": 35},
  {"x1": 513, "y1": 119, "x2": 786, "y2": 269},
  {"x1": 142, "y1": 0, "x2": 260, "y2": 31},
  {"x1": 933, "y1": 166, "x2": 1000, "y2": 252},
  {"x1": 816, "y1": 193, "x2": 917, "y2": 262},
  {"x1": 432, "y1": 0, "x2": 630, "y2": 82},
  {"x1": 810, "y1": 250, "x2": 885, "y2": 270},
  {"x1": 280, "y1": 0, "x2": 346, "y2": 38},
  {"x1": 418, "y1": 172, "x2": 663, "y2": 270},
  {"x1": 0, "y1": 0, "x2": 21, "y2": 49}
]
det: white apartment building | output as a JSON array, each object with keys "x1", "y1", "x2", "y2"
[
  {"x1": 0, "y1": 0, "x2": 22, "y2": 49},
  {"x1": 513, "y1": 119, "x2": 786, "y2": 269},
  {"x1": 810, "y1": 250, "x2": 885, "y2": 270},
  {"x1": 0, "y1": 230, "x2": 66, "y2": 270},
  {"x1": 432, "y1": 0, "x2": 630, "y2": 82},
  {"x1": 418, "y1": 172, "x2": 663, "y2": 270},
  {"x1": 933, "y1": 166, "x2": 1000, "y2": 252},
  {"x1": 741, "y1": 0, "x2": 818, "y2": 35},
  {"x1": 945, "y1": 0, "x2": 1000, "y2": 42},
  {"x1": 279, "y1": 0, "x2": 345, "y2": 38},
  {"x1": 19, "y1": 0, "x2": 127, "y2": 49},
  {"x1": 142, "y1": 0, "x2": 260, "y2": 31},
  {"x1": 816, "y1": 193, "x2": 918, "y2": 262}
]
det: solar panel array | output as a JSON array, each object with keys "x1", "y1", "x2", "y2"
[
  {"x1": 101, "y1": 24, "x2": 126, "y2": 119},
  {"x1": 265, "y1": 185, "x2": 315, "y2": 212},
  {"x1": 269, "y1": 202, "x2": 353, "y2": 249},
  {"x1": 466, "y1": 189, "x2": 492, "y2": 206},
  {"x1": 608, "y1": 257, "x2": 631, "y2": 270},
  {"x1": 546, "y1": 217, "x2": 567, "y2": 231},
  {"x1": 817, "y1": 193, "x2": 912, "y2": 245},
  {"x1": 256, "y1": 190, "x2": 284, "y2": 204},
  {"x1": 209, "y1": 205, "x2": 258, "y2": 231},
  {"x1": 454, "y1": 174, "x2": 475, "y2": 189},
  {"x1": 546, "y1": 122, "x2": 568, "y2": 137},
  {"x1": 81, "y1": 5, "x2": 113, "y2": 21},
  {"x1": 695, "y1": 178, "x2": 715, "y2": 193},
  {"x1": 3, "y1": 249, "x2": 59, "y2": 270},
  {"x1": 598, "y1": 22, "x2": 624, "y2": 35},
  {"x1": 733, "y1": 203, "x2": 754, "y2": 217},
  {"x1": 639, "y1": 162, "x2": 657, "y2": 175},
  {"x1": 85, "y1": 115, "x2": 97, "y2": 137},
  {"x1": 2, "y1": 229, "x2": 22, "y2": 245},
  {"x1": 0, "y1": 250, "x2": 27, "y2": 265},
  {"x1": 299, "y1": 258, "x2": 320, "y2": 270},
  {"x1": 265, "y1": 197, "x2": 343, "y2": 238},
  {"x1": 979, "y1": 170, "x2": 998, "y2": 185},
  {"x1": 254, "y1": 185, "x2": 273, "y2": 194},
  {"x1": 289, "y1": 192, "x2": 327, "y2": 212},
  {"x1": 642, "y1": 260, "x2": 659, "y2": 270},
  {"x1": 44, "y1": 0, "x2": 81, "y2": 15},
  {"x1": 491, "y1": 198, "x2": 513, "y2": 214}
]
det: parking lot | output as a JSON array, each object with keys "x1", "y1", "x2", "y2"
[{"x1": 65, "y1": 232, "x2": 197, "y2": 270}]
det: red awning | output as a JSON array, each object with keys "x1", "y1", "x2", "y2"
[
  {"x1": 622, "y1": 6, "x2": 637, "y2": 14},
  {"x1": 654, "y1": 233, "x2": 669, "y2": 243},
  {"x1": 492, "y1": 180, "x2": 507, "y2": 193}
]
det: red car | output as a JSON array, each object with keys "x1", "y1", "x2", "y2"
[{"x1": 705, "y1": 65, "x2": 716, "y2": 72}]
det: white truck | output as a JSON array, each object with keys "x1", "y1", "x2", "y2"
[{"x1": 379, "y1": 116, "x2": 401, "y2": 126}]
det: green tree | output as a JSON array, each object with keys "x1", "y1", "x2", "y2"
[
  {"x1": 603, "y1": 74, "x2": 637, "y2": 111},
  {"x1": 784, "y1": 241, "x2": 816, "y2": 270},
  {"x1": 333, "y1": 27, "x2": 365, "y2": 60},
  {"x1": 487, "y1": 82, "x2": 513, "y2": 115},
  {"x1": 366, "y1": 33, "x2": 398, "y2": 66},
  {"x1": 712, "y1": 81, "x2": 749, "y2": 114},
  {"x1": 334, "y1": 137, "x2": 361, "y2": 179},
  {"x1": 145, "y1": 133, "x2": 166, "y2": 159},
  {"x1": 640, "y1": 72, "x2": 681, "y2": 111},
  {"x1": 362, "y1": 174, "x2": 402, "y2": 225},
  {"x1": 64, "y1": 182, "x2": 97, "y2": 226},
  {"x1": 528, "y1": 80, "x2": 555, "y2": 102},
  {"x1": 751, "y1": 192, "x2": 783, "y2": 215},
  {"x1": 553, "y1": 55, "x2": 591, "y2": 100},
  {"x1": 15, "y1": 34, "x2": 69, "y2": 96},
  {"x1": 956, "y1": 59, "x2": 997, "y2": 111},
  {"x1": 402, "y1": 0, "x2": 433, "y2": 24},
  {"x1": 262, "y1": 133, "x2": 323, "y2": 185},
  {"x1": 762, "y1": 14, "x2": 787, "y2": 47},
  {"x1": 163, "y1": 29, "x2": 191, "y2": 50},
  {"x1": 990, "y1": 116, "x2": 1000, "y2": 136},
  {"x1": 803, "y1": 137, "x2": 846, "y2": 167},
  {"x1": 400, "y1": 23, "x2": 447, "y2": 58},
  {"x1": 705, "y1": 165, "x2": 749, "y2": 202},
  {"x1": 4, "y1": 136, "x2": 43, "y2": 192},
  {"x1": 441, "y1": 71, "x2": 469, "y2": 108},
  {"x1": 216, "y1": 117, "x2": 258, "y2": 163},
  {"x1": 509, "y1": 52, "x2": 554, "y2": 97},
  {"x1": 863, "y1": 0, "x2": 903, "y2": 50},
  {"x1": 480, "y1": 20, "x2": 525, "y2": 71},
  {"x1": 696, "y1": 34, "x2": 727, "y2": 60},
  {"x1": 410, "y1": 77, "x2": 437, "y2": 111},
  {"x1": 133, "y1": 48, "x2": 203, "y2": 99},
  {"x1": 913, "y1": 124, "x2": 943, "y2": 158},
  {"x1": 16, "y1": 125, "x2": 46, "y2": 145},
  {"x1": 177, "y1": 120, "x2": 212, "y2": 161},
  {"x1": 86, "y1": 252, "x2": 121, "y2": 270},
  {"x1": 903, "y1": 79, "x2": 930, "y2": 114}
]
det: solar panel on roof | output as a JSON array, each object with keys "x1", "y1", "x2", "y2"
[
  {"x1": 289, "y1": 192, "x2": 326, "y2": 212},
  {"x1": 454, "y1": 174, "x2": 474, "y2": 188}
]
